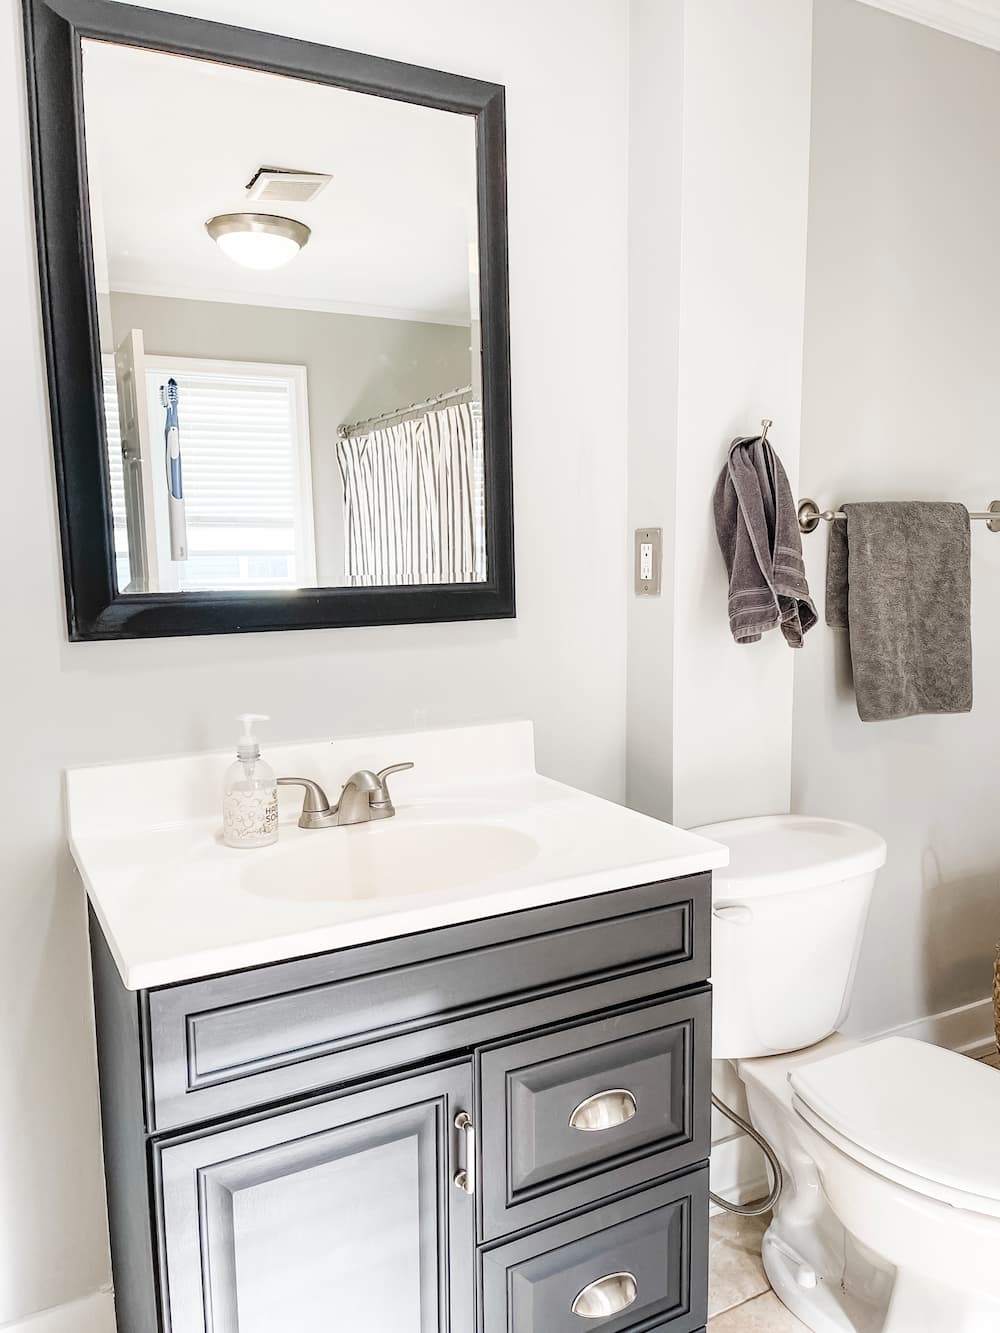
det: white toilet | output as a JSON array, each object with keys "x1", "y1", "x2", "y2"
[{"x1": 696, "y1": 814, "x2": 1000, "y2": 1333}]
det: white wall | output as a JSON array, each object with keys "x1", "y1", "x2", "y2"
[
  {"x1": 110, "y1": 292, "x2": 472, "y2": 585},
  {"x1": 625, "y1": 0, "x2": 683, "y2": 823},
  {"x1": 625, "y1": 0, "x2": 814, "y2": 831},
  {"x1": 670, "y1": 0, "x2": 814, "y2": 830},
  {"x1": 794, "y1": 0, "x2": 1000, "y2": 1034},
  {"x1": 0, "y1": 0, "x2": 629, "y2": 1321}
]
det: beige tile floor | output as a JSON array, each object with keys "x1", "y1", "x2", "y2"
[
  {"x1": 707, "y1": 1046, "x2": 1000, "y2": 1330},
  {"x1": 707, "y1": 1211, "x2": 803, "y2": 1330},
  {"x1": 711, "y1": 1290, "x2": 809, "y2": 1332}
]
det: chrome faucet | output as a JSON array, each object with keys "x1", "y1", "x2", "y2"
[{"x1": 277, "y1": 763, "x2": 414, "y2": 829}]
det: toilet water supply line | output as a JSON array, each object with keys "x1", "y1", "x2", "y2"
[{"x1": 709, "y1": 1094, "x2": 784, "y2": 1216}]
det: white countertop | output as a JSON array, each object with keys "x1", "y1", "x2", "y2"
[{"x1": 67, "y1": 722, "x2": 727, "y2": 990}]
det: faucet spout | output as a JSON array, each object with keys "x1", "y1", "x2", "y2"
[{"x1": 334, "y1": 770, "x2": 382, "y2": 826}]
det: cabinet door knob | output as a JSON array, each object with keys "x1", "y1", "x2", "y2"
[
  {"x1": 569, "y1": 1089, "x2": 638, "y2": 1132},
  {"x1": 571, "y1": 1271, "x2": 638, "y2": 1318},
  {"x1": 453, "y1": 1111, "x2": 475, "y2": 1194}
]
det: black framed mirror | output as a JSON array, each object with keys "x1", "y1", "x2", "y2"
[{"x1": 22, "y1": 0, "x2": 514, "y2": 640}]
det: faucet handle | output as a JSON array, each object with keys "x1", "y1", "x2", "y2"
[
  {"x1": 277, "y1": 777, "x2": 333, "y2": 828},
  {"x1": 370, "y1": 762, "x2": 414, "y2": 818}
]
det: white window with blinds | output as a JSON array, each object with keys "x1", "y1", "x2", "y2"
[{"x1": 102, "y1": 356, "x2": 315, "y2": 592}]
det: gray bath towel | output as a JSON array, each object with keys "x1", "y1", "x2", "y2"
[
  {"x1": 826, "y1": 502, "x2": 972, "y2": 721},
  {"x1": 713, "y1": 434, "x2": 817, "y2": 646}
]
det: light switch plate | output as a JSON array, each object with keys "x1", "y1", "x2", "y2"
[{"x1": 634, "y1": 527, "x2": 662, "y2": 596}]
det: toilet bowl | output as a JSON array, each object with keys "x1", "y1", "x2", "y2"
[{"x1": 696, "y1": 815, "x2": 1000, "y2": 1333}]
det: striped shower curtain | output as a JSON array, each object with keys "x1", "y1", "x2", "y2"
[{"x1": 337, "y1": 400, "x2": 486, "y2": 586}]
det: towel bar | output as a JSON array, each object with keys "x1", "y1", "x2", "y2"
[{"x1": 797, "y1": 498, "x2": 1000, "y2": 535}]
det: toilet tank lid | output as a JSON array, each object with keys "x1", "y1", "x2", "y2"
[
  {"x1": 790, "y1": 1036, "x2": 1000, "y2": 1209},
  {"x1": 690, "y1": 815, "x2": 886, "y2": 898}
]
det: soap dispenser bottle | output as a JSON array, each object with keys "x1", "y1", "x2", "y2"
[{"x1": 223, "y1": 714, "x2": 279, "y2": 848}]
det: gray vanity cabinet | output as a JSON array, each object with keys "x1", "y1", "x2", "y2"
[
  {"x1": 89, "y1": 872, "x2": 712, "y2": 1333},
  {"x1": 157, "y1": 1064, "x2": 474, "y2": 1333}
]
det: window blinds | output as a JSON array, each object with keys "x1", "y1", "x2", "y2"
[
  {"x1": 102, "y1": 366, "x2": 127, "y2": 535},
  {"x1": 102, "y1": 363, "x2": 307, "y2": 591},
  {"x1": 154, "y1": 370, "x2": 297, "y2": 530},
  {"x1": 102, "y1": 366, "x2": 298, "y2": 532}
]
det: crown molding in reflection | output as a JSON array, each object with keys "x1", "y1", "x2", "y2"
[
  {"x1": 108, "y1": 281, "x2": 472, "y2": 329},
  {"x1": 855, "y1": 0, "x2": 1000, "y2": 51}
]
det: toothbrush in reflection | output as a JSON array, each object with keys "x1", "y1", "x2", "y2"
[{"x1": 161, "y1": 378, "x2": 187, "y2": 561}]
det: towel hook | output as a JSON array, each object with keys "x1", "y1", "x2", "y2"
[{"x1": 759, "y1": 418, "x2": 773, "y2": 446}]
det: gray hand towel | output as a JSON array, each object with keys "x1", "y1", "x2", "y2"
[
  {"x1": 713, "y1": 434, "x2": 817, "y2": 646},
  {"x1": 826, "y1": 502, "x2": 972, "y2": 721}
]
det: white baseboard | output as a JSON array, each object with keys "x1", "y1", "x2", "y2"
[
  {"x1": 0, "y1": 1291, "x2": 115, "y2": 1333},
  {"x1": 709, "y1": 1131, "x2": 768, "y2": 1216},
  {"x1": 874, "y1": 995, "x2": 996, "y2": 1060},
  {"x1": 709, "y1": 994, "x2": 996, "y2": 1212}
]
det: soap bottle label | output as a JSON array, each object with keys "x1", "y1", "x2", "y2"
[{"x1": 223, "y1": 787, "x2": 278, "y2": 845}]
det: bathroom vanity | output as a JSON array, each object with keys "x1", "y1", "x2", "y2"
[{"x1": 72, "y1": 724, "x2": 725, "y2": 1332}]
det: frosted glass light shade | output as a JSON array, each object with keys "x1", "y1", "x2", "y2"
[{"x1": 205, "y1": 213, "x2": 310, "y2": 270}]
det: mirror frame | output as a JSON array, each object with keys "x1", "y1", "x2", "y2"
[{"x1": 22, "y1": 0, "x2": 514, "y2": 640}]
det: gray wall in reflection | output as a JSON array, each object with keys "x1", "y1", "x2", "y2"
[{"x1": 110, "y1": 291, "x2": 472, "y2": 585}]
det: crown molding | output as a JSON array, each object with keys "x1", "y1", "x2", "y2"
[
  {"x1": 108, "y1": 281, "x2": 471, "y2": 329},
  {"x1": 855, "y1": 0, "x2": 1000, "y2": 52}
]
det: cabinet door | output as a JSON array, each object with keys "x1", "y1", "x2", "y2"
[{"x1": 157, "y1": 1063, "x2": 474, "y2": 1333}]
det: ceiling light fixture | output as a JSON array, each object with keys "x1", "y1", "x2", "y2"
[{"x1": 205, "y1": 212, "x2": 311, "y2": 270}]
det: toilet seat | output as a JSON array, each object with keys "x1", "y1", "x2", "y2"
[{"x1": 790, "y1": 1035, "x2": 1000, "y2": 1218}]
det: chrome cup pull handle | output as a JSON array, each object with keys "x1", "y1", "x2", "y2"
[
  {"x1": 569, "y1": 1089, "x2": 638, "y2": 1132},
  {"x1": 571, "y1": 1271, "x2": 638, "y2": 1319},
  {"x1": 453, "y1": 1111, "x2": 475, "y2": 1194}
]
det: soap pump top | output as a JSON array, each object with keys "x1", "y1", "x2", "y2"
[
  {"x1": 223, "y1": 713, "x2": 279, "y2": 848},
  {"x1": 236, "y1": 712, "x2": 268, "y2": 765}
]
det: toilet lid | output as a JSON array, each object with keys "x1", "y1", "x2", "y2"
[
  {"x1": 791, "y1": 1036, "x2": 1000, "y2": 1214},
  {"x1": 692, "y1": 815, "x2": 886, "y2": 899}
]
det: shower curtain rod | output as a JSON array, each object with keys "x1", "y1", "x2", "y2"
[{"x1": 337, "y1": 384, "x2": 474, "y2": 440}]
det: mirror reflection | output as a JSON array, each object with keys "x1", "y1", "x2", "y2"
[{"x1": 81, "y1": 40, "x2": 485, "y2": 595}]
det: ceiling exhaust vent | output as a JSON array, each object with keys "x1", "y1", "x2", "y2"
[{"x1": 245, "y1": 166, "x2": 332, "y2": 204}]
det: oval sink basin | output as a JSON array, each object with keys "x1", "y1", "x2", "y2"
[{"x1": 241, "y1": 821, "x2": 540, "y2": 903}]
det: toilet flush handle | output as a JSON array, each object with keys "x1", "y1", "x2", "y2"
[{"x1": 712, "y1": 904, "x2": 753, "y2": 925}]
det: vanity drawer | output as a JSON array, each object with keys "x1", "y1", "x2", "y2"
[
  {"x1": 145, "y1": 875, "x2": 709, "y2": 1130},
  {"x1": 480, "y1": 1166, "x2": 708, "y2": 1333},
  {"x1": 478, "y1": 989, "x2": 710, "y2": 1240}
]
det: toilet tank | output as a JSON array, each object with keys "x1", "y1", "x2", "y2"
[{"x1": 692, "y1": 816, "x2": 887, "y2": 1060}]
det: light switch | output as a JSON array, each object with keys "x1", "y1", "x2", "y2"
[{"x1": 634, "y1": 527, "x2": 662, "y2": 596}]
